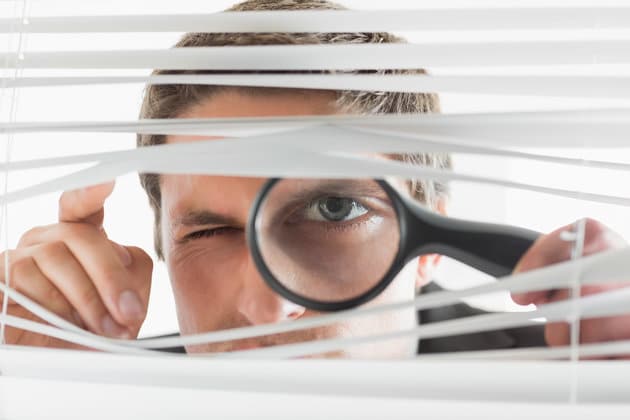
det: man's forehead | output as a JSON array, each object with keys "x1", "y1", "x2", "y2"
[
  {"x1": 161, "y1": 174, "x2": 266, "y2": 224},
  {"x1": 175, "y1": 89, "x2": 338, "y2": 120}
]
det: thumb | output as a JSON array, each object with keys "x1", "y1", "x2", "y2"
[{"x1": 58, "y1": 180, "x2": 115, "y2": 228}]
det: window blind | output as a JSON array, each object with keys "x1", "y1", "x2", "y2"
[{"x1": 1, "y1": 1, "x2": 630, "y2": 418}]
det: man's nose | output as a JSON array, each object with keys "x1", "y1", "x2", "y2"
[{"x1": 236, "y1": 256, "x2": 306, "y2": 325}]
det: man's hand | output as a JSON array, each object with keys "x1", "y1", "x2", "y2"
[
  {"x1": 0, "y1": 181, "x2": 153, "y2": 349},
  {"x1": 511, "y1": 218, "x2": 630, "y2": 356}
]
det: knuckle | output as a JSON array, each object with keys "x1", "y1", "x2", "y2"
[
  {"x1": 42, "y1": 280, "x2": 66, "y2": 305},
  {"x1": 133, "y1": 247, "x2": 154, "y2": 271},
  {"x1": 38, "y1": 241, "x2": 70, "y2": 260},
  {"x1": 18, "y1": 226, "x2": 45, "y2": 247},
  {"x1": 8, "y1": 256, "x2": 35, "y2": 282},
  {"x1": 99, "y1": 265, "x2": 124, "y2": 285},
  {"x1": 58, "y1": 190, "x2": 75, "y2": 210}
]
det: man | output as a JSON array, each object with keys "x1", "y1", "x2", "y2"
[{"x1": 2, "y1": 0, "x2": 629, "y2": 357}]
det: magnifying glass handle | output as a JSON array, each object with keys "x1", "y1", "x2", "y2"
[{"x1": 405, "y1": 204, "x2": 540, "y2": 278}]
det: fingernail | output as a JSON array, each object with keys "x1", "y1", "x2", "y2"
[
  {"x1": 101, "y1": 314, "x2": 131, "y2": 338},
  {"x1": 113, "y1": 244, "x2": 132, "y2": 267},
  {"x1": 118, "y1": 289, "x2": 145, "y2": 322}
]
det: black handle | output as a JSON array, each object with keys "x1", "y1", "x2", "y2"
[{"x1": 403, "y1": 200, "x2": 540, "y2": 278}]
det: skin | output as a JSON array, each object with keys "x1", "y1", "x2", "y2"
[
  {"x1": 1, "y1": 90, "x2": 629, "y2": 359},
  {"x1": 161, "y1": 91, "x2": 416, "y2": 356}
]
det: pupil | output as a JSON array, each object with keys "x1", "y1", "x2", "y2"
[{"x1": 319, "y1": 197, "x2": 352, "y2": 221}]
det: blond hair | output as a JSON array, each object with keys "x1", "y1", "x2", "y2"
[{"x1": 138, "y1": 0, "x2": 451, "y2": 259}]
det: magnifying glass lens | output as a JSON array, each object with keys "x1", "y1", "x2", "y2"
[{"x1": 255, "y1": 179, "x2": 401, "y2": 303}]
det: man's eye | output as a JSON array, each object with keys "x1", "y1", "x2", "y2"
[
  {"x1": 304, "y1": 197, "x2": 368, "y2": 222},
  {"x1": 186, "y1": 227, "x2": 240, "y2": 240}
]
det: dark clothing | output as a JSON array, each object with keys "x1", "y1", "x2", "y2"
[
  {"x1": 153, "y1": 281, "x2": 546, "y2": 354},
  {"x1": 417, "y1": 281, "x2": 546, "y2": 354}
]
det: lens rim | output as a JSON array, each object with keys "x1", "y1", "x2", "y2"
[{"x1": 247, "y1": 178, "x2": 409, "y2": 312}]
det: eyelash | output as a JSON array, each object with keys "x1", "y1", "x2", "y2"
[
  {"x1": 185, "y1": 226, "x2": 241, "y2": 240},
  {"x1": 320, "y1": 216, "x2": 375, "y2": 233}
]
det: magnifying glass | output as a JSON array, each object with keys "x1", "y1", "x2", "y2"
[{"x1": 247, "y1": 178, "x2": 540, "y2": 312}]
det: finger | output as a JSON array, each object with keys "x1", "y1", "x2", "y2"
[
  {"x1": 511, "y1": 218, "x2": 625, "y2": 306},
  {"x1": 58, "y1": 180, "x2": 115, "y2": 227},
  {"x1": 28, "y1": 242, "x2": 132, "y2": 338},
  {"x1": 17, "y1": 223, "x2": 150, "y2": 329},
  {"x1": 0, "y1": 252, "x2": 79, "y2": 327},
  {"x1": 530, "y1": 288, "x2": 571, "y2": 347},
  {"x1": 122, "y1": 246, "x2": 153, "y2": 336},
  {"x1": 518, "y1": 283, "x2": 630, "y2": 349},
  {"x1": 544, "y1": 317, "x2": 630, "y2": 349},
  {"x1": 581, "y1": 314, "x2": 630, "y2": 344},
  {"x1": 544, "y1": 323, "x2": 570, "y2": 347}
]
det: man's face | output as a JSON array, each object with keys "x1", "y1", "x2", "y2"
[{"x1": 160, "y1": 90, "x2": 418, "y2": 358}]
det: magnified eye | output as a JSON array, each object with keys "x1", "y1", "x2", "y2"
[
  {"x1": 306, "y1": 197, "x2": 368, "y2": 222},
  {"x1": 255, "y1": 178, "x2": 402, "y2": 303}
]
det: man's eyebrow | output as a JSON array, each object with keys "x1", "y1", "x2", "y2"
[{"x1": 172, "y1": 210, "x2": 241, "y2": 228}]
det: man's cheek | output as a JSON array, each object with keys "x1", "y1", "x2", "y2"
[{"x1": 170, "y1": 260, "x2": 244, "y2": 332}]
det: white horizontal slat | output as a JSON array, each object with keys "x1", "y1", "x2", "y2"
[
  {"x1": 1, "y1": 135, "x2": 628, "y2": 207},
  {"x1": 340, "y1": 127, "x2": 630, "y2": 171},
  {"x1": 3, "y1": 110, "x2": 630, "y2": 148},
  {"x1": 4, "y1": 120, "x2": 628, "y2": 173},
  {"x1": 2, "y1": 9, "x2": 630, "y2": 33},
  {"x1": 7, "y1": 375, "x2": 629, "y2": 419},
  {"x1": 0, "y1": 314, "x2": 154, "y2": 355},
  {"x1": 2, "y1": 0, "x2": 629, "y2": 5},
  {"x1": 1, "y1": 41, "x2": 630, "y2": 69},
  {"x1": 419, "y1": 339, "x2": 630, "y2": 360},
  {"x1": 1, "y1": 348, "x2": 630, "y2": 405},
  {"x1": 3, "y1": 74, "x2": 630, "y2": 98}
]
